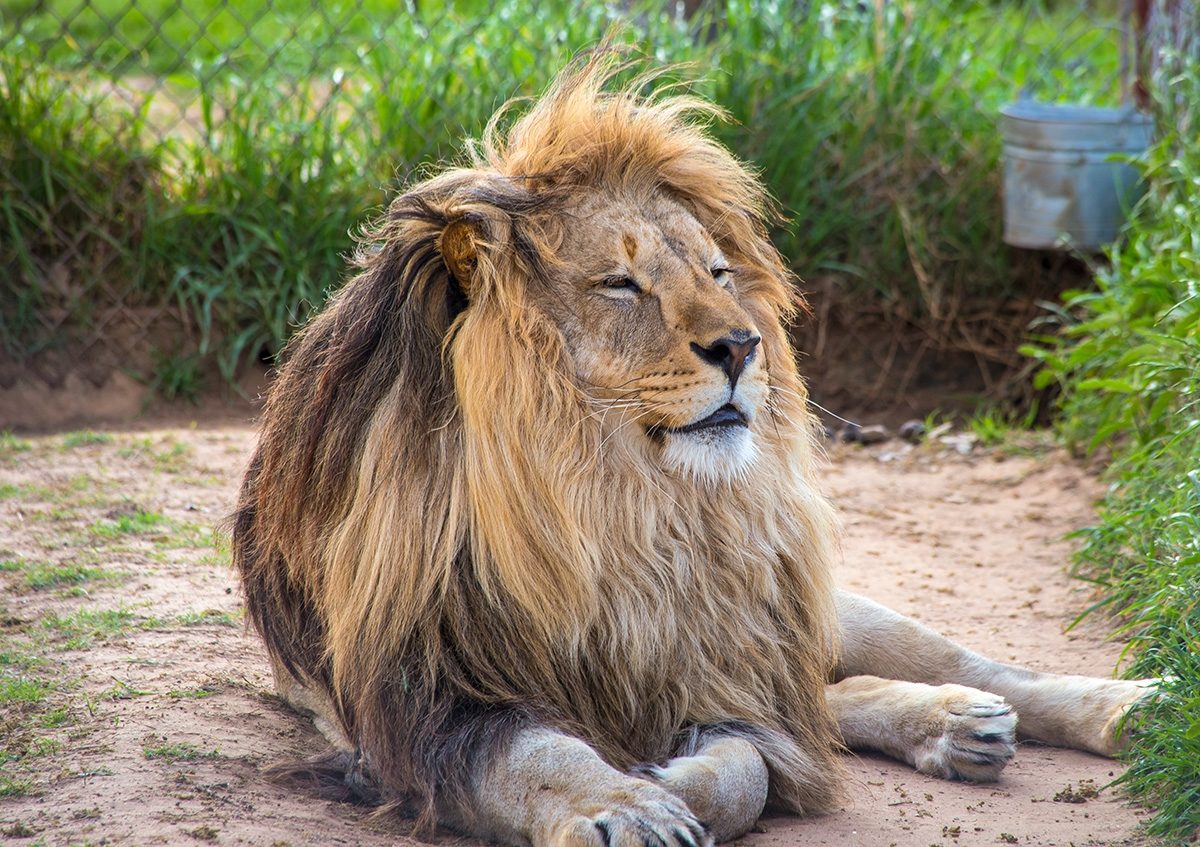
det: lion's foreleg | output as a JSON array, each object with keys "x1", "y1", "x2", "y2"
[
  {"x1": 635, "y1": 735, "x2": 769, "y2": 842},
  {"x1": 268, "y1": 655, "x2": 353, "y2": 752},
  {"x1": 834, "y1": 590, "x2": 1154, "y2": 757},
  {"x1": 466, "y1": 727, "x2": 712, "y2": 847}
]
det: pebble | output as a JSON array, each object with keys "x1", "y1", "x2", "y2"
[
  {"x1": 858, "y1": 424, "x2": 890, "y2": 445},
  {"x1": 840, "y1": 423, "x2": 863, "y2": 443},
  {"x1": 898, "y1": 419, "x2": 926, "y2": 444}
]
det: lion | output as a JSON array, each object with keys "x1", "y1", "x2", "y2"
[{"x1": 232, "y1": 52, "x2": 1152, "y2": 846}]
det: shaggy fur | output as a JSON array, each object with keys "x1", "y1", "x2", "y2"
[{"x1": 233, "y1": 52, "x2": 843, "y2": 830}]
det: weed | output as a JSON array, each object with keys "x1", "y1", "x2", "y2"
[
  {"x1": 176, "y1": 608, "x2": 240, "y2": 627},
  {"x1": 147, "y1": 351, "x2": 203, "y2": 404},
  {"x1": 90, "y1": 509, "x2": 167, "y2": 538},
  {"x1": 153, "y1": 520, "x2": 210, "y2": 550},
  {"x1": 1026, "y1": 63, "x2": 1200, "y2": 841},
  {"x1": 41, "y1": 607, "x2": 159, "y2": 649},
  {"x1": 143, "y1": 742, "x2": 220, "y2": 762},
  {"x1": 38, "y1": 706, "x2": 70, "y2": 728},
  {"x1": 0, "y1": 558, "x2": 120, "y2": 592},
  {"x1": 0, "y1": 650, "x2": 43, "y2": 671},
  {"x1": 0, "y1": 773, "x2": 33, "y2": 796},
  {"x1": 152, "y1": 441, "x2": 193, "y2": 473},
  {"x1": 61, "y1": 431, "x2": 112, "y2": 449},
  {"x1": 0, "y1": 432, "x2": 32, "y2": 455},
  {"x1": 25, "y1": 737, "x2": 61, "y2": 757},
  {"x1": 0, "y1": 675, "x2": 51, "y2": 704},
  {"x1": 101, "y1": 679, "x2": 151, "y2": 700},
  {"x1": 116, "y1": 438, "x2": 193, "y2": 472}
]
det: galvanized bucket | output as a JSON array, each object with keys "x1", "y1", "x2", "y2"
[{"x1": 1000, "y1": 102, "x2": 1153, "y2": 250}]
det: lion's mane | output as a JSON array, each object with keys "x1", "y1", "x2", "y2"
[{"x1": 233, "y1": 53, "x2": 843, "y2": 829}]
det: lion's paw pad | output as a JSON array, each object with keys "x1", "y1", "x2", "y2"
[{"x1": 914, "y1": 686, "x2": 1018, "y2": 783}]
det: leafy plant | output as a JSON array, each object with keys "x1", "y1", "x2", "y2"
[
  {"x1": 3, "y1": 1, "x2": 1123, "y2": 387},
  {"x1": 1025, "y1": 62, "x2": 1200, "y2": 842}
]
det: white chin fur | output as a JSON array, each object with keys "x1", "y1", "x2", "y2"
[{"x1": 660, "y1": 426, "x2": 759, "y2": 485}]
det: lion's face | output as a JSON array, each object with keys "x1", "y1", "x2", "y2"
[{"x1": 534, "y1": 190, "x2": 769, "y2": 483}]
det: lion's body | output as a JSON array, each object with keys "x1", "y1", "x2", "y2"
[{"x1": 234, "y1": 53, "x2": 1152, "y2": 846}]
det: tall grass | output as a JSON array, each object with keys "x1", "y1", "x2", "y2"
[
  {"x1": 2, "y1": 0, "x2": 1122, "y2": 377},
  {"x1": 1026, "y1": 63, "x2": 1200, "y2": 843}
]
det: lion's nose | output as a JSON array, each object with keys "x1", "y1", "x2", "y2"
[{"x1": 690, "y1": 330, "x2": 761, "y2": 390}]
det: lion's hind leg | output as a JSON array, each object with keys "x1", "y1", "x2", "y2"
[
  {"x1": 827, "y1": 676, "x2": 1018, "y2": 782},
  {"x1": 835, "y1": 590, "x2": 1154, "y2": 758}
]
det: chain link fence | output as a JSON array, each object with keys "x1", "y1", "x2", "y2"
[{"x1": 2, "y1": 0, "x2": 1190, "y2": 401}]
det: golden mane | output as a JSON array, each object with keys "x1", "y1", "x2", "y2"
[{"x1": 233, "y1": 50, "x2": 843, "y2": 829}]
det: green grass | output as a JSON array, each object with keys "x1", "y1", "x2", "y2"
[
  {"x1": 0, "y1": 432, "x2": 33, "y2": 455},
  {"x1": 2, "y1": 1, "x2": 1123, "y2": 381},
  {"x1": 0, "y1": 774, "x2": 34, "y2": 797},
  {"x1": 0, "y1": 675, "x2": 52, "y2": 705},
  {"x1": 142, "y1": 741, "x2": 220, "y2": 761},
  {"x1": 0, "y1": 557, "x2": 121, "y2": 592},
  {"x1": 60, "y1": 431, "x2": 112, "y2": 449},
  {"x1": 116, "y1": 437, "x2": 192, "y2": 472},
  {"x1": 89, "y1": 509, "x2": 167, "y2": 538},
  {"x1": 1026, "y1": 62, "x2": 1200, "y2": 843},
  {"x1": 176, "y1": 608, "x2": 240, "y2": 627},
  {"x1": 41, "y1": 607, "x2": 159, "y2": 649},
  {"x1": 38, "y1": 705, "x2": 71, "y2": 728},
  {"x1": 0, "y1": 650, "x2": 45, "y2": 671}
]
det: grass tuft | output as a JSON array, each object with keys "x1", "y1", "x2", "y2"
[
  {"x1": 0, "y1": 675, "x2": 52, "y2": 705},
  {"x1": 0, "y1": 774, "x2": 34, "y2": 797},
  {"x1": 90, "y1": 510, "x2": 167, "y2": 538},
  {"x1": 176, "y1": 608, "x2": 241, "y2": 627},
  {"x1": 143, "y1": 742, "x2": 220, "y2": 762},
  {"x1": 0, "y1": 557, "x2": 120, "y2": 592},
  {"x1": 61, "y1": 431, "x2": 112, "y2": 449},
  {"x1": 41, "y1": 607, "x2": 159, "y2": 650}
]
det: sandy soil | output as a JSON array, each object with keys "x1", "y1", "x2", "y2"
[{"x1": 0, "y1": 426, "x2": 1154, "y2": 846}]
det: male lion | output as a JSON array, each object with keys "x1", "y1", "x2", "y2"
[{"x1": 233, "y1": 54, "x2": 1150, "y2": 845}]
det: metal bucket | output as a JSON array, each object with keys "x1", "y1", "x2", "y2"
[{"x1": 1000, "y1": 101, "x2": 1152, "y2": 250}]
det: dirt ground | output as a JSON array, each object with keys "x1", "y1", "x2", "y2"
[{"x1": 0, "y1": 424, "x2": 1155, "y2": 846}]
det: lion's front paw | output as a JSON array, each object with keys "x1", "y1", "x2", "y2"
[
  {"x1": 549, "y1": 779, "x2": 713, "y2": 847},
  {"x1": 911, "y1": 685, "x2": 1018, "y2": 783}
]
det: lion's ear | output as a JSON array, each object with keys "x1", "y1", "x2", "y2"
[{"x1": 439, "y1": 219, "x2": 480, "y2": 295}]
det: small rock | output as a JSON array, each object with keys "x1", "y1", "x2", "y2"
[
  {"x1": 840, "y1": 423, "x2": 862, "y2": 443},
  {"x1": 823, "y1": 425, "x2": 836, "y2": 441},
  {"x1": 858, "y1": 424, "x2": 890, "y2": 445},
  {"x1": 898, "y1": 419, "x2": 926, "y2": 444},
  {"x1": 939, "y1": 432, "x2": 978, "y2": 455}
]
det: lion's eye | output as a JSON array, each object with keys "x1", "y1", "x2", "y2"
[
  {"x1": 601, "y1": 275, "x2": 642, "y2": 295},
  {"x1": 712, "y1": 267, "x2": 733, "y2": 288}
]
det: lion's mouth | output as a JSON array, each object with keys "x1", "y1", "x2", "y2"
[{"x1": 661, "y1": 403, "x2": 748, "y2": 435}]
